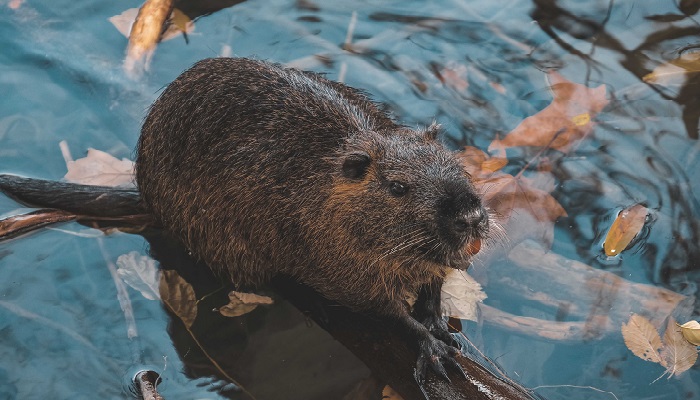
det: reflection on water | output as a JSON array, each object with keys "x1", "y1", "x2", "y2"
[{"x1": 0, "y1": 0, "x2": 698, "y2": 399}]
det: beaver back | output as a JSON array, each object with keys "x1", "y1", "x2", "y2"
[{"x1": 136, "y1": 58, "x2": 487, "y2": 314}]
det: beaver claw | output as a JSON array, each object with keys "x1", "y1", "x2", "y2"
[
  {"x1": 413, "y1": 334, "x2": 467, "y2": 387},
  {"x1": 420, "y1": 314, "x2": 462, "y2": 350}
]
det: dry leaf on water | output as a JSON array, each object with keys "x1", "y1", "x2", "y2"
[
  {"x1": 489, "y1": 71, "x2": 609, "y2": 153},
  {"x1": 219, "y1": 291, "x2": 274, "y2": 318},
  {"x1": 622, "y1": 314, "x2": 663, "y2": 363},
  {"x1": 679, "y1": 320, "x2": 700, "y2": 346},
  {"x1": 160, "y1": 269, "x2": 197, "y2": 328},
  {"x1": 459, "y1": 146, "x2": 567, "y2": 247},
  {"x1": 440, "y1": 269, "x2": 487, "y2": 321},
  {"x1": 643, "y1": 52, "x2": 700, "y2": 88},
  {"x1": 63, "y1": 148, "x2": 135, "y2": 187},
  {"x1": 660, "y1": 317, "x2": 698, "y2": 377},
  {"x1": 116, "y1": 251, "x2": 160, "y2": 301},
  {"x1": 603, "y1": 204, "x2": 648, "y2": 257},
  {"x1": 622, "y1": 314, "x2": 699, "y2": 378}
]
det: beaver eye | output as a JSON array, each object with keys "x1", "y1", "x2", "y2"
[{"x1": 389, "y1": 181, "x2": 409, "y2": 197}]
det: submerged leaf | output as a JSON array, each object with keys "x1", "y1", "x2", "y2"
[
  {"x1": 603, "y1": 204, "x2": 648, "y2": 257},
  {"x1": 679, "y1": 320, "x2": 700, "y2": 346},
  {"x1": 661, "y1": 317, "x2": 698, "y2": 377},
  {"x1": 159, "y1": 269, "x2": 197, "y2": 328},
  {"x1": 439, "y1": 63, "x2": 469, "y2": 92},
  {"x1": 219, "y1": 291, "x2": 274, "y2": 318},
  {"x1": 440, "y1": 270, "x2": 487, "y2": 321},
  {"x1": 488, "y1": 71, "x2": 608, "y2": 153},
  {"x1": 621, "y1": 314, "x2": 663, "y2": 364},
  {"x1": 117, "y1": 251, "x2": 160, "y2": 301},
  {"x1": 459, "y1": 146, "x2": 567, "y2": 248}
]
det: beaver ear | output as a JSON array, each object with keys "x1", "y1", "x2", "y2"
[
  {"x1": 342, "y1": 151, "x2": 371, "y2": 179},
  {"x1": 424, "y1": 123, "x2": 441, "y2": 141}
]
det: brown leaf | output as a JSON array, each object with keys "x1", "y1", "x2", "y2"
[
  {"x1": 481, "y1": 138, "x2": 508, "y2": 173},
  {"x1": 661, "y1": 317, "x2": 699, "y2": 377},
  {"x1": 167, "y1": 9, "x2": 194, "y2": 39},
  {"x1": 219, "y1": 291, "x2": 274, "y2": 318},
  {"x1": 488, "y1": 71, "x2": 609, "y2": 153},
  {"x1": 621, "y1": 314, "x2": 663, "y2": 364},
  {"x1": 159, "y1": 269, "x2": 197, "y2": 328},
  {"x1": 603, "y1": 204, "x2": 648, "y2": 257},
  {"x1": 460, "y1": 147, "x2": 567, "y2": 248}
]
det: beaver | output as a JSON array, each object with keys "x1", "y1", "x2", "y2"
[{"x1": 0, "y1": 57, "x2": 489, "y2": 386}]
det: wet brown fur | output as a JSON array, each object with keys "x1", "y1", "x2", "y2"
[{"x1": 136, "y1": 58, "x2": 487, "y2": 316}]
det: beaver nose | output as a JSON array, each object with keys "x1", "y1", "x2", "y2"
[{"x1": 453, "y1": 209, "x2": 486, "y2": 233}]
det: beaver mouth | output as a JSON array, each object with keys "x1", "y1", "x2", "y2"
[{"x1": 420, "y1": 237, "x2": 482, "y2": 271}]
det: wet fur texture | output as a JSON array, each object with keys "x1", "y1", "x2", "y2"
[
  {"x1": 0, "y1": 57, "x2": 491, "y2": 386},
  {"x1": 136, "y1": 58, "x2": 488, "y2": 317}
]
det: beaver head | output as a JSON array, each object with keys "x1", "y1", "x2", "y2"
[{"x1": 326, "y1": 124, "x2": 489, "y2": 272}]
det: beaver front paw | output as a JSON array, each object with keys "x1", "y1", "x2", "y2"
[
  {"x1": 414, "y1": 333, "x2": 468, "y2": 389},
  {"x1": 420, "y1": 314, "x2": 462, "y2": 350}
]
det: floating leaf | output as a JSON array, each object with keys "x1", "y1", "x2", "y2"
[
  {"x1": 117, "y1": 251, "x2": 160, "y2": 301},
  {"x1": 661, "y1": 317, "x2": 698, "y2": 377},
  {"x1": 168, "y1": 9, "x2": 194, "y2": 38},
  {"x1": 621, "y1": 314, "x2": 663, "y2": 363},
  {"x1": 440, "y1": 270, "x2": 487, "y2": 321},
  {"x1": 643, "y1": 52, "x2": 700, "y2": 88},
  {"x1": 63, "y1": 147, "x2": 135, "y2": 187},
  {"x1": 603, "y1": 204, "x2": 648, "y2": 257},
  {"x1": 159, "y1": 269, "x2": 197, "y2": 328},
  {"x1": 488, "y1": 71, "x2": 608, "y2": 153},
  {"x1": 679, "y1": 320, "x2": 700, "y2": 346},
  {"x1": 219, "y1": 291, "x2": 274, "y2": 318}
]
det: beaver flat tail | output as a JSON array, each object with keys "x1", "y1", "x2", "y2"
[{"x1": 0, "y1": 174, "x2": 145, "y2": 217}]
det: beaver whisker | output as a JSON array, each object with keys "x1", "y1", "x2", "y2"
[{"x1": 372, "y1": 228, "x2": 432, "y2": 265}]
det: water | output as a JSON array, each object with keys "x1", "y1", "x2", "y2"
[{"x1": 0, "y1": 0, "x2": 698, "y2": 399}]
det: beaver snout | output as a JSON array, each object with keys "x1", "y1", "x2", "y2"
[{"x1": 453, "y1": 207, "x2": 488, "y2": 235}]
